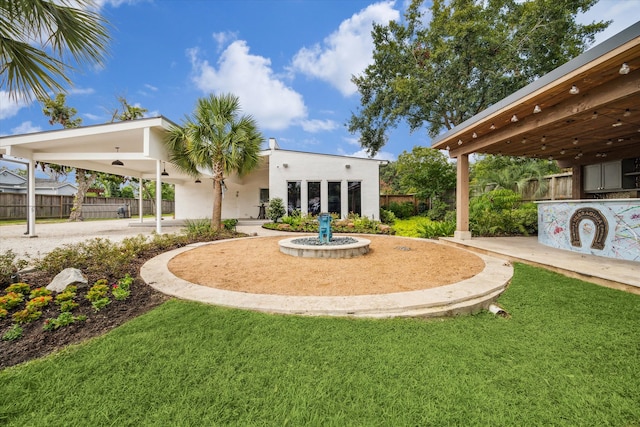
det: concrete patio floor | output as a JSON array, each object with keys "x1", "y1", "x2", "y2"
[{"x1": 439, "y1": 236, "x2": 639, "y2": 295}]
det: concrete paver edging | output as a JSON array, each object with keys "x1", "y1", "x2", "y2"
[{"x1": 141, "y1": 236, "x2": 514, "y2": 318}]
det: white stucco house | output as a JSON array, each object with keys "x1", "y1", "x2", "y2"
[
  {"x1": 0, "y1": 117, "x2": 385, "y2": 235},
  {"x1": 177, "y1": 138, "x2": 384, "y2": 221}
]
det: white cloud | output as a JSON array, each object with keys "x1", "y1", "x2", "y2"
[
  {"x1": 212, "y1": 31, "x2": 238, "y2": 51},
  {"x1": 94, "y1": 0, "x2": 148, "y2": 8},
  {"x1": 338, "y1": 147, "x2": 396, "y2": 161},
  {"x1": 291, "y1": 1, "x2": 399, "y2": 96},
  {"x1": 84, "y1": 113, "x2": 102, "y2": 121},
  {"x1": 300, "y1": 119, "x2": 339, "y2": 133},
  {"x1": 11, "y1": 121, "x2": 41, "y2": 135},
  {"x1": 144, "y1": 84, "x2": 158, "y2": 92},
  {"x1": 0, "y1": 91, "x2": 31, "y2": 120},
  {"x1": 69, "y1": 87, "x2": 95, "y2": 95},
  {"x1": 188, "y1": 41, "x2": 307, "y2": 131}
]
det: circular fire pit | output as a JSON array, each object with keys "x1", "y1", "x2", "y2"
[{"x1": 279, "y1": 236, "x2": 371, "y2": 259}]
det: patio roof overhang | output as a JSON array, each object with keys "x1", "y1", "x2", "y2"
[
  {"x1": 432, "y1": 21, "x2": 640, "y2": 168},
  {"x1": 0, "y1": 116, "x2": 197, "y2": 184}
]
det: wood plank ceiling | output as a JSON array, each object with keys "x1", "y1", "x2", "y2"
[{"x1": 433, "y1": 34, "x2": 640, "y2": 168}]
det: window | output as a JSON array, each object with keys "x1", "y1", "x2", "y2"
[
  {"x1": 348, "y1": 181, "x2": 361, "y2": 216},
  {"x1": 308, "y1": 181, "x2": 321, "y2": 215},
  {"x1": 287, "y1": 181, "x2": 301, "y2": 215},
  {"x1": 259, "y1": 188, "x2": 269, "y2": 203},
  {"x1": 328, "y1": 181, "x2": 341, "y2": 216}
]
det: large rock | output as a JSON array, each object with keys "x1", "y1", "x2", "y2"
[{"x1": 46, "y1": 268, "x2": 88, "y2": 292}]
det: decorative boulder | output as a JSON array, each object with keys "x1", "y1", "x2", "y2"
[{"x1": 46, "y1": 268, "x2": 88, "y2": 292}]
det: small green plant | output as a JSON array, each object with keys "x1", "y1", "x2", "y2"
[
  {"x1": 59, "y1": 300, "x2": 79, "y2": 313},
  {"x1": 5, "y1": 282, "x2": 31, "y2": 296},
  {"x1": 0, "y1": 292, "x2": 24, "y2": 311},
  {"x1": 29, "y1": 287, "x2": 52, "y2": 299},
  {"x1": 183, "y1": 218, "x2": 213, "y2": 237},
  {"x1": 267, "y1": 198, "x2": 286, "y2": 223},
  {"x1": 117, "y1": 274, "x2": 134, "y2": 291},
  {"x1": 0, "y1": 249, "x2": 29, "y2": 286},
  {"x1": 418, "y1": 220, "x2": 456, "y2": 239},
  {"x1": 2, "y1": 324, "x2": 23, "y2": 341},
  {"x1": 12, "y1": 308, "x2": 42, "y2": 324},
  {"x1": 111, "y1": 284, "x2": 130, "y2": 301},
  {"x1": 0, "y1": 307, "x2": 7, "y2": 318},
  {"x1": 222, "y1": 218, "x2": 238, "y2": 231},
  {"x1": 379, "y1": 208, "x2": 396, "y2": 225},
  {"x1": 43, "y1": 312, "x2": 87, "y2": 331},
  {"x1": 86, "y1": 281, "x2": 111, "y2": 311},
  {"x1": 26, "y1": 295, "x2": 53, "y2": 310}
]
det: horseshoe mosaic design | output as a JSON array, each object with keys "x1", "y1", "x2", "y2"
[{"x1": 569, "y1": 207, "x2": 608, "y2": 250}]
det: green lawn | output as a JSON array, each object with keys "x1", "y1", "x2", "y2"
[{"x1": 1, "y1": 264, "x2": 639, "y2": 426}]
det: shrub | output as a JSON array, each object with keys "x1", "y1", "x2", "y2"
[
  {"x1": 425, "y1": 199, "x2": 449, "y2": 221},
  {"x1": 222, "y1": 219, "x2": 238, "y2": 231},
  {"x1": 379, "y1": 208, "x2": 396, "y2": 225},
  {"x1": 267, "y1": 198, "x2": 285, "y2": 222},
  {"x1": 0, "y1": 250, "x2": 29, "y2": 287},
  {"x1": 5, "y1": 282, "x2": 31, "y2": 296},
  {"x1": 29, "y1": 287, "x2": 52, "y2": 299},
  {"x1": 183, "y1": 218, "x2": 212, "y2": 237},
  {"x1": 385, "y1": 201, "x2": 415, "y2": 219},
  {"x1": 12, "y1": 308, "x2": 42, "y2": 324},
  {"x1": 469, "y1": 189, "x2": 538, "y2": 236},
  {"x1": 418, "y1": 220, "x2": 456, "y2": 239},
  {"x1": 43, "y1": 312, "x2": 86, "y2": 331},
  {"x1": 26, "y1": 295, "x2": 52, "y2": 310},
  {"x1": 0, "y1": 292, "x2": 24, "y2": 311},
  {"x1": 2, "y1": 324, "x2": 23, "y2": 341}
]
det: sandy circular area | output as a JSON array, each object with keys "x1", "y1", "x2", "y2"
[{"x1": 168, "y1": 235, "x2": 485, "y2": 296}]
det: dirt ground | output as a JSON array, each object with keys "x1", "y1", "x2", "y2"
[{"x1": 168, "y1": 235, "x2": 485, "y2": 296}]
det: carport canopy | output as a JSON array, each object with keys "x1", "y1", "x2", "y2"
[
  {"x1": 431, "y1": 21, "x2": 640, "y2": 239},
  {"x1": 0, "y1": 116, "x2": 196, "y2": 235}
]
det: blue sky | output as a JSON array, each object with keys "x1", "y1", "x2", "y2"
[{"x1": 1, "y1": 0, "x2": 638, "y2": 170}]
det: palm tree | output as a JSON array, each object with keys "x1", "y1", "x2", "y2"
[
  {"x1": 0, "y1": 0, "x2": 110, "y2": 102},
  {"x1": 166, "y1": 93, "x2": 264, "y2": 231}
]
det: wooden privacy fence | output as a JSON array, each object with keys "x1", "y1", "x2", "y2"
[{"x1": 0, "y1": 194, "x2": 174, "y2": 220}]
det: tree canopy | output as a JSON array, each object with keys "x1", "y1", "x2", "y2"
[
  {"x1": 348, "y1": 0, "x2": 609, "y2": 155},
  {"x1": 395, "y1": 146, "x2": 456, "y2": 201},
  {"x1": 1, "y1": 0, "x2": 110, "y2": 101}
]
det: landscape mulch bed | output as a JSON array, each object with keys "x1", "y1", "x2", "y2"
[{"x1": 0, "y1": 234, "x2": 240, "y2": 370}]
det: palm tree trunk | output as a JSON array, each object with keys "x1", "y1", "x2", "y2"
[{"x1": 212, "y1": 178, "x2": 223, "y2": 231}]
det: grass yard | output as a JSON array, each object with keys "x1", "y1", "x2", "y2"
[{"x1": 1, "y1": 263, "x2": 639, "y2": 426}]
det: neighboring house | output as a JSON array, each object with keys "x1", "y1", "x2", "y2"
[
  {"x1": 175, "y1": 138, "x2": 385, "y2": 220},
  {"x1": 0, "y1": 168, "x2": 77, "y2": 195}
]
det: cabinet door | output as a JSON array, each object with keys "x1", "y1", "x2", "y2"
[
  {"x1": 584, "y1": 164, "x2": 602, "y2": 191},
  {"x1": 602, "y1": 161, "x2": 622, "y2": 190}
]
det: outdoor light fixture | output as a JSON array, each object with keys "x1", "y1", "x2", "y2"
[
  {"x1": 282, "y1": 163, "x2": 288, "y2": 168},
  {"x1": 457, "y1": 139, "x2": 463, "y2": 145},
  {"x1": 521, "y1": 137, "x2": 527, "y2": 144},
  {"x1": 569, "y1": 85, "x2": 580, "y2": 94},
  {"x1": 560, "y1": 149, "x2": 566, "y2": 155},
  {"x1": 592, "y1": 111, "x2": 598, "y2": 119},
  {"x1": 573, "y1": 138, "x2": 579, "y2": 145},
  {"x1": 619, "y1": 62, "x2": 630, "y2": 75},
  {"x1": 111, "y1": 147, "x2": 124, "y2": 166},
  {"x1": 541, "y1": 136, "x2": 546, "y2": 142},
  {"x1": 490, "y1": 123, "x2": 496, "y2": 130},
  {"x1": 446, "y1": 146, "x2": 450, "y2": 151},
  {"x1": 541, "y1": 144, "x2": 546, "y2": 150},
  {"x1": 548, "y1": 156, "x2": 553, "y2": 161},
  {"x1": 624, "y1": 108, "x2": 631, "y2": 117},
  {"x1": 612, "y1": 119, "x2": 623, "y2": 127},
  {"x1": 511, "y1": 114, "x2": 519, "y2": 122},
  {"x1": 345, "y1": 164, "x2": 351, "y2": 169},
  {"x1": 533, "y1": 105, "x2": 542, "y2": 114},
  {"x1": 161, "y1": 162, "x2": 169, "y2": 176},
  {"x1": 607, "y1": 139, "x2": 613, "y2": 145},
  {"x1": 505, "y1": 140, "x2": 511, "y2": 144},
  {"x1": 472, "y1": 132, "x2": 478, "y2": 138}
]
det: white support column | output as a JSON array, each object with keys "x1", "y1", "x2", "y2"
[
  {"x1": 27, "y1": 158, "x2": 36, "y2": 237},
  {"x1": 454, "y1": 154, "x2": 471, "y2": 240},
  {"x1": 301, "y1": 181, "x2": 308, "y2": 215},
  {"x1": 341, "y1": 180, "x2": 348, "y2": 219},
  {"x1": 138, "y1": 175, "x2": 144, "y2": 222},
  {"x1": 320, "y1": 180, "x2": 328, "y2": 213},
  {"x1": 156, "y1": 160, "x2": 162, "y2": 234}
]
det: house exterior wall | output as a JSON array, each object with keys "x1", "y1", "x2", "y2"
[
  {"x1": 267, "y1": 150, "x2": 381, "y2": 220},
  {"x1": 174, "y1": 149, "x2": 381, "y2": 221}
]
